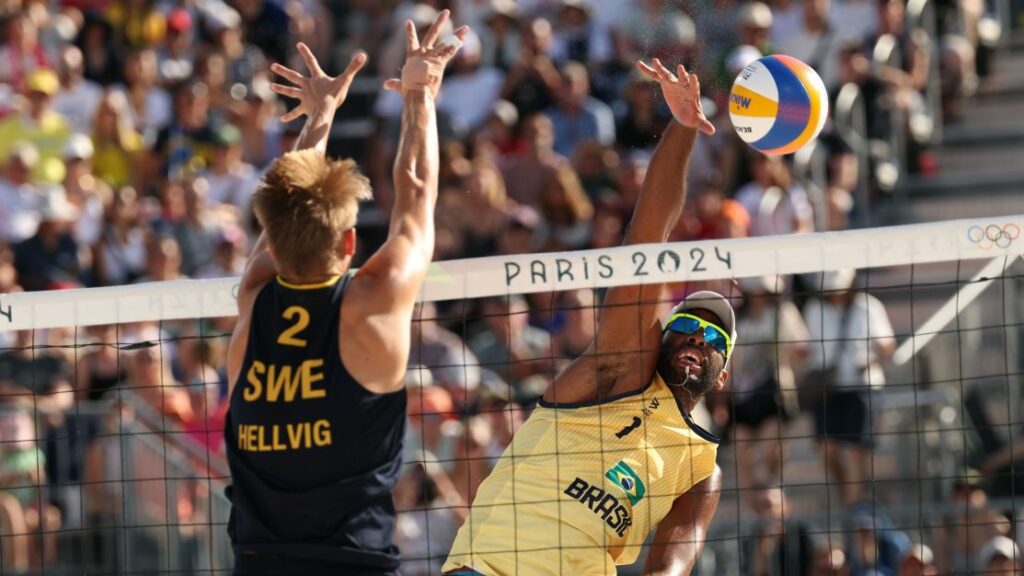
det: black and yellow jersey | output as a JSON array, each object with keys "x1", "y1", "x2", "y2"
[{"x1": 225, "y1": 273, "x2": 406, "y2": 573}]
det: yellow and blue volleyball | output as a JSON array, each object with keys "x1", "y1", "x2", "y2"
[{"x1": 728, "y1": 54, "x2": 829, "y2": 156}]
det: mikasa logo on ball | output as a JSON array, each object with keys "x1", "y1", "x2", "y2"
[{"x1": 729, "y1": 54, "x2": 829, "y2": 156}]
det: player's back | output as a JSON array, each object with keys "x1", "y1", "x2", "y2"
[{"x1": 225, "y1": 273, "x2": 407, "y2": 573}]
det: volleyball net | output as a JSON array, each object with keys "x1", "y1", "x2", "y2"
[{"x1": 2, "y1": 215, "x2": 1024, "y2": 575}]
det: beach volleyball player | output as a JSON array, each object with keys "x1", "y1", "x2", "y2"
[
  {"x1": 444, "y1": 59, "x2": 731, "y2": 576},
  {"x1": 223, "y1": 12, "x2": 468, "y2": 576}
]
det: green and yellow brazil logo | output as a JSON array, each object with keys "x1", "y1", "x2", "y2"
[{"x1": 605, "y1": 461, "x2": 646, "y2": 506}]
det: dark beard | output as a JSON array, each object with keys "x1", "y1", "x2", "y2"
[{"x1": 656, "y1": 342, "x2": 724, "y2": 398}]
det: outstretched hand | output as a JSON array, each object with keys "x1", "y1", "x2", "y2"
[
  {"x1": 383, "y1": 9, "x2": 469, "y2": 99},
  {"x1": 270, "y1": 42, "x2": 367, "y2": 123},
  {"x1": 637, "y1": 58, "x2": 715, "y2": 136}
]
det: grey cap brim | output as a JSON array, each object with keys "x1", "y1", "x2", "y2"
[{"x1": 665, "y1": 290, "x2": 738, "y2": 350}]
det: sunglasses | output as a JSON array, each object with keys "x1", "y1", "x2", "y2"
[{"x1": 664, "y1": 313, "x2": 732, "y2": 359}]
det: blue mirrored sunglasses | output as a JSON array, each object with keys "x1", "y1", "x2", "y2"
[{"x1": 664, "y1": 313, "x2": 732, "y2": 358}]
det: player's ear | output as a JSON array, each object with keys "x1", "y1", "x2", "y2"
[
  {"x1": 341, "y1": 228, "x2": 357, "y2": 258},
  {"x1": 715, "y1": 368, "x2": 729, "y2": 390}
]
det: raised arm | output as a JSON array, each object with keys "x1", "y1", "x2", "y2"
[
  {"x1": 227, "y1": 44, "x2": 366, "y2": 387},
  {"x1": 341, "y1": 11, "x2": 468, "y2": 393},
  {"x1": 544, "y1": 60, "x2": 714, "y2": 404},
  {"x1": 642, "y1": 466, "x2": 722, "y2": 575}
]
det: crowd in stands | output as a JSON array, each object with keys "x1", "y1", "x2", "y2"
[{"x1": 0, "y1": 0, "x2": 1013, "y2": 574}]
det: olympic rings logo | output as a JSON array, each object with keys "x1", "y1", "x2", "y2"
[{"x1": 967, "y1": 224, "x2": 1021, "y2": 249}]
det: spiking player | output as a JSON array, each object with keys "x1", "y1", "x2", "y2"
[
  {"x1": 444, "y1": 57, "x2": 734, "y2": 576},
  {"x1": 223, "y1": 12, "x2": 468, "y2": 576}
]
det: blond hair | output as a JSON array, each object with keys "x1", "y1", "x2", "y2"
[{"x1": 252, "y1": 149, "x2": 372, "y2": 276}]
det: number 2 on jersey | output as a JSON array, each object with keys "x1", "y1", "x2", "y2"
[{"x1": 278, "y1": 306, "x2": 310, "y2": 347}]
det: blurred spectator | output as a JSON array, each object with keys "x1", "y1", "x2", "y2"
[
  {"x1": 77, "y1": 15, "x2": 123, "y2": 86},
  {"x1": 0, "y1": 69, "x2": 72, "y2": 184},
  {"x1": 208, "y1": 5, "x2": 266, "y2": 95},
  {"x1": 95, "y1": 186, "x2": 147, "y2": 286},
  {"x1": 63, "y1": 134, "x2": 108, "y2": 253},
  {"x1": 453, "y1": 159, "x2": 509, "y2": 260},
  {"x1": 502, "y1": 113, "x2": 569, "y2": 207},
  {"x1": 14, "y1": 185, "x2": 82, "y2": 291},
  {"x1": 802, "y1": 269, "x2": 895, "y2": 508},
  {"x1": 470, "y1": 295, "x2": 552, "y2": 394},
  {"x1": 51, "y1": 45, "x2": 103, "y2": 134},
  {"x1": 91, "y1": 89, "x2": 145, "y2": 189},
  {"x1": 977, "y1": 536, "x2": 1022, "y2": 575},
  {"x1": 106, "y1": 0, "x2": 167, "y2": 50},
  {"x1": 776, "y1": 0, "x2": 844, "y2": 90},
  {"x1": 477, "y1": 0, "x2": 521, "y2": 70},
  {"x1": 119, "y1": 48, "x2": 172, "y2": 139},
  {"x1": 549, "y1": 0, "x2": 611, "y2": 66},
  {"x1": 615, "y1": 0, "x2": 697, "y2": 66},
  {"x1": 845, "y1": 507, "x2": 911, "y2": 576},
  {"x1": 74, "y1": 324, "x2": 127, "y2": 402},
  {"x1": 739, "y1": 485, "x2": 816, "y2": 576},
  {"x1": 0, "y1": 142, "x2": 42, "y2": 245},
  {"x1": 0, "y1": 11, "x2": 53, "y2": 95},
  {"x1": 809, "y1": 546, "x2": 851, "y2": 576},
  {"x1": 202, "y1": 123, "x2": 258, "y2": 209},
  {"x1": 572, "y1": 140, "x2": 617, "y2": 200},
  {"x1": 178, "y1": 338, "x2": 227, "y2": 452},
  {"x1": 538, "y1": 163, "x2": 593, "y2": 250},
  {"x1": 126, "y1": 346, "x2": 193, "y2": 425},
  {"x1": 496, "y1": 203, "x2": 541, "y2": 255},
  {"x1": 936, "y1": 473, "x2": 1013, "y2": 572},
  {"x1": 499, "y1": 17, "x2": 561, "y2": 119},
  {"x1": 735, "y1": 155, "x2": 814, "y2": 236},
  {"x1": 148, "y1": 80, "x2": 216, "y2": 183},
  {"x1": 393, "y1": 461, "x2": 466, "y2": 576},
  {"x1": 729, "y1": 276, "x2": 808, "y2": 492},
  {"x1": 898, "y1": 544, "x2": 937, "y2": 576},
  {"x1": 550, "y1": 289, "x2": 596, "y2": 361},
  {"x1": 156, "y1": 8, "x2": 196, "y2": 85},
  {"x1": 0, "y1": 406, "x2": 61, "y2": 570},
  {"x1": 615, "y1": 71, "x2": 671, "y2": 152},
  {"x1": 230, "y1": 0, "x2": 290, "y2": 67},
  {"x1": 678, "y1": 178, "x2": 751, "y2": 241},
  {"x1": 437, "y1": 29, "x2": 505, "y2": 132},
  {"x1": 409, "y1": 302, "x2": 482, "y2": 410},
  {"x1": 134, "y1": 233, "x2": 185, "y2": 283},
  {"x1": 545, "y1": 61, "x2": 615, "y2": 157},
  {"x1": 195, "y1": 224, "x2": 247, "y2": 279}
]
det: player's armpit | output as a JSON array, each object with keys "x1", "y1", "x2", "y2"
[{"x1": 641, "y1": 465, "x2": 722, "y2": 576}]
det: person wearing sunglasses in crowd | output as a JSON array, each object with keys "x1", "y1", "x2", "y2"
[{"x1": 444, "y1": 55, "x2": 731, "y2": 576}]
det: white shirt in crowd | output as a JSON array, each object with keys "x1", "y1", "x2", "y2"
[
  {"x1": 735, "y1": 181, "x2": 814, "y2": 237},
  {"x1": 0, "y1": 178, "x2": 39, "y2": 243},
  {"x1": 803, "y1": 292, "x2": 895, "y2": 388},
  {"x1": 52, "y1": 80, "x2": 103, "y2": 134}
]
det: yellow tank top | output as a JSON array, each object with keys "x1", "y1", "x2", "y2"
[{"x1": 443, "y1": 374, "x2": 719, "y2": 575}]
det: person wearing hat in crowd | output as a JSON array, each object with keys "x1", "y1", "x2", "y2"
[
  {"x1": 202, "y1": 123, "x2": 260, "y2": 209},
  {"x1": 477, "y1": 0, "x2": 521, "y2": 70},
  {"x1": 802, "y1": 268, "x2": 896, "y2": 509},
  {"x1": 0, "y1": 142, "x2": 42, "y2": 245},
  {"x1": 14, "y1": 183, "x2": 82, "y2": 291},
  {"x1": 977, "y1": 535, "x2": 1022, "y2": 575},
  {"x1": 550, "y1": 0, "x2": 612, "y2": 66},
  {"x1": 445, "y1": 56, "x2": 725, "y2": 575},
  {"x1": 62, "y1": 132, "x2": 108, "y2": 250},
  {"x1": 0, "y1": 68, "x2": 73, "y2": 184},
  {"x1": 157, "y1": 8, "x2": 197, "y2": 85}
]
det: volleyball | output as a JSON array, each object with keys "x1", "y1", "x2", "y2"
[{"x1": 728, "y1": 54, "x2": 829, "y2": 156}]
